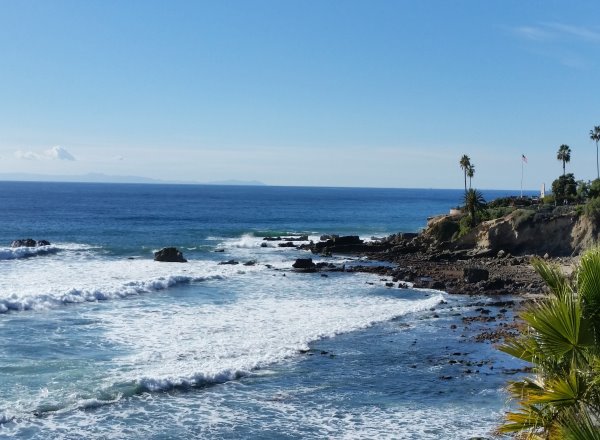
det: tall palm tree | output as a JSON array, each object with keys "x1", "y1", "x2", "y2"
[
  {"x1": 466, "y1": 163, "x2": 475, "y2": 189},
  {"x1": 459, "y1": 154, "x2": 471, "y2": 193},
  {"x1": 590, "y1": 126, "x2": 600, "y2": 180},
  {"x1": 463, "y1": 188, "x2": 485, "y2": 226},
  {"x1": 557, "y1": 144, "x2": 571, "y2": 176},
  {"x1": 498, "y1": 248, "x2": 600, "y2": 438}
]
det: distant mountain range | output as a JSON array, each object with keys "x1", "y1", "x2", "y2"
[{"x1": 0, "y1": 172, "x2": 266, "y2": 186}]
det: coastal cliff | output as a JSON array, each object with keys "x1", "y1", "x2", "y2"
[
  {"x1": 424, "y1": 206, "x2": 599, "y2": 257},
  {"x1": 296, "y1": 204, "x2": 599, "y2": 296}
]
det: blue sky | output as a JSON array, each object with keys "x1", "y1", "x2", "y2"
[{"x1": 1, "y1": 0, "x2": 599, "y2": 189}]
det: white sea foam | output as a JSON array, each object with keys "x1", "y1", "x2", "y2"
[
  {"x1": 0, "y1": 255, "x2": 255, "y2": 313},
  {"x1": 102, "y1": 283, "x2": 443, "y2": 394},
  {"x1": 0, "y1": 245, "x2": 59, "y2": 260}
]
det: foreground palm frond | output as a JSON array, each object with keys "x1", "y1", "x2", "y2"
[{"x1": 498, "y1": 249, "x2": 600, "y2": 438}]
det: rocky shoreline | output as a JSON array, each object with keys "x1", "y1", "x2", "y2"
[{"x1": 295, "y1": 233, "x2": 561, "y2": 297}]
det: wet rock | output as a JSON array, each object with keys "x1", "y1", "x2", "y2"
[
  {"x1": 243, "y1": 260, "x2": 256, "y2": 266},
  {"x1": 218, "y1": 260, "x2": 239, "y2": 265},
  {"x1": 278, "y1": 242, "x2": 296, "y2": 248},
  {"x1": 11, "y1": 239, "x2": 50, "y2": 247},
  {"x1": 154, "y1": 247, "x2": 187, "y2": 263},
  {"x1": 292, "y1": 258, "x2": 317, "y2": 271}
]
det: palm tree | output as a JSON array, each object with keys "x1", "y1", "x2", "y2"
[
  {"x1": 463, "y1": 188, "x2": 485, "y2": 226},
  {"x1": 590, "y1": 126, "x2": 600, "y2": 180},
  {"x1": 466, "y1": 163, "x2": 475, "y2": 189},
  {"x1": 498, "y1": 248, "x2": 600, "y2": 438},
  {"x1": 557, "y1": 144, "x2": 571, "y2": 176},
  {"x1": 459, "y1": 155, "x2": 471, "y2": 193}
]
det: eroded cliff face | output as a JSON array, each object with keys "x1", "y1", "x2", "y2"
[
  {"x1": 428, "y1": 209, "x2": 600, "y2": 257},
  {"x1": 477, "y1": 212, "x2": 600, "y2": 256}
]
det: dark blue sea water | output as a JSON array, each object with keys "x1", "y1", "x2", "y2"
[{"x1": 0, "y1": 183, "x2": 527, "y2": 439}]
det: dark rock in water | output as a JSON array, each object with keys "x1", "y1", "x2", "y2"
[
  {"x1": 332, "y1": 235, "x2": 362, "y2": 245},
  {"x1": 312, "y1": 235, "x2": 368, "y2": 254},
  {"x1": 431, "y1": 281, "x2": 446, "y2": 290},
  {"x1": 278, "y1": 242, "x2": 296, "y2": 248},
  {"x1": 218, "y1": 260, "x2": 239, "y2": 265},
  {"x1": 320, "y1": 234, "x2": 338, "y2": 241},
  {"x1": 463, "y1": 267, "x2": 489, "y2": 283},
  {"x1": 260, "y1": 243, "x2": 268, "y2": 248},
  {"x1": 292, "y1": 258, "x2": 317, "y2": 270},
  {"x1": 154, "y1": 247, "x2": 187, "y2": 263},
  {"x1": 11, "y1": 239, "x2": 51, "y2": 247},
  {"x1": 11, "y1": 239, "x2": 37, "y2": 247},
  {"x1": 283, "y1": 235, "x2": 309, "y2": 242},
  {"x1": 214, "y1": 248, "x2": 225, "y2": 253},
  {"x1": 263, "y1": 237, "x2": 282, "y2": 241},
  {"x1": 243, "y1": 260, "x2": 256, "y2": 266}
]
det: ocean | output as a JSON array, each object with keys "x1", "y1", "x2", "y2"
[{"x1": 0, "y1": 183, "x2": 530, "y2": 439}]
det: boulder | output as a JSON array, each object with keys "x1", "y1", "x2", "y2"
[
  {"x1": 218, "y1": 260, "x2": 239, "y2": 265},
  {"x1": 292, "y1": 258, "x2": 317, "y2": 271},
  {"x1": 332, "y1": 235, "x2": 362, "y2": 245},
  {"x1": 283, "y1": 235, "x2": 309, "y2": 241},
  {"x1": 11, "y1": 239, "x2": 37, "y2": 247},
  {"x1": 154, "y1": 247, "x2": 187, "y2": 263},
  {"x1": 11, "y1": 239, "x2": 51, "y2": 247},
  {"x1": 278, "y1": 242, "x2": 296, "y2": 248},
  {"x1": 464, "y1": 267, "x2": 489, "y2": 283}
]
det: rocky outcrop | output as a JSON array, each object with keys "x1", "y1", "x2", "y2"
[
  {"x1": 301, "y1": 235, "x2": 393, "y2": 254},
  {"x1": 292, "y1": 258, "x2": 317, "y2": 271},
  {"x1": 464, "y1": 268, "x2": 489, "y2": 283},
  {"x1": 11, "y1": 239, "x2": 51, "y2": 247},
  {"x1": 416, "y1": 207, "x2": 600, "y2": 258},
  {"x1": 154, "y1": 247, "x2": 187, "y2": 263}
]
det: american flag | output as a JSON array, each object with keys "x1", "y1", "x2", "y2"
[{"x1": 522, "y1": 154, "x2": 528, "y2": 163}]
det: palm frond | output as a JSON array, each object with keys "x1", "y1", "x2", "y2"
[
  {"x1": 520, "y1": 295, "x2": 593, "y2": 363},
  {"x1": 577, "y1": 248, "x2": 600, "y2": 340},
  {"x1": 559, "y1": 407, "x2": 600, "y2": 440},
  {"x1": 532, "y1": 258, "x2": 571, "y2": 299}
]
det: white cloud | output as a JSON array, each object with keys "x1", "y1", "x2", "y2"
[
  {"x1": 14, "y1": 145, "x2": 76, "y2": 161},
  {"x1": 513, "y1": 22, "x2": 600, "y2": 43},
  {"x1": 513, "y1": 26, "x2": 554, "y2": 42},
  {"x1": 47, "y1": 146, "x2": 75, "y2": 161}
]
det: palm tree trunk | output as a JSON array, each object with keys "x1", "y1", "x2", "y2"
[
  {"x1": 464, "y1": 172, "x2": 467, "y2": 193},
  {"x1": 596, "y1": 142, "x2": 599, "y2": 180},
  {"x1": 563, "y1": 161, "x2": 566, "y2": 176}
]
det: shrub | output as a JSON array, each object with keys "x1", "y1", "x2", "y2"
[
  {"x1": 429, "y1": 218, "x2": 459, "y2": 242},
  {"x1": 458, "y1": 215, "x2": 473, "y2": 238},
  {"x1": 589, "y1": 178, "x2": 600, "y2": 199},
  {"x1": 584, "y1": 196, "x2": 600, "y2": 222},
  {"x1": 511, "y1": 209, "x2": 535, "y2": 228},
  {"x1": 542, "y1": 194, "x2": 555, "y2": 205},
  {"x1": 481, "y1": 206, "x2": 514, "y2": 221},
  {"x1": 551, "y1": 173, "x2": 576, "y2": 204}
]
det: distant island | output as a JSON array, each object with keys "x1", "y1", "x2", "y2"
[{"x1": 0, "y1": 172, "x2": 266, "y2": 186}]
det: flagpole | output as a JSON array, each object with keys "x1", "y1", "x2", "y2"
[{"x1": 520, "y1": 158, "x2": 523, "y2": 198}]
